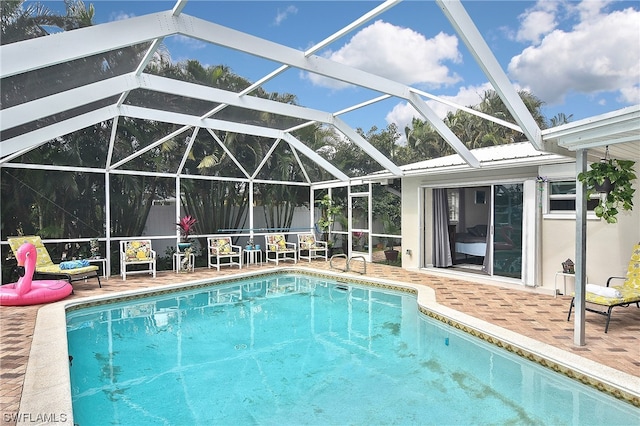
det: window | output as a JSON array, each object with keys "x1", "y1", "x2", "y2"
[
  {"x1": 447, "y1": 189, "x2": 459, "y2": 223},
  {"x1": 548, "y1": 181, "x2": 599, "y2": 212}
]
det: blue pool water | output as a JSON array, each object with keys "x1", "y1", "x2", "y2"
[{"x1": 67, "y1": 273, "x2": 639, "y2": 425}]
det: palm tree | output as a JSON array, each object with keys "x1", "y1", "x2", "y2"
[
  {"x1": 547, "y1": 112, "x2": 574, "y2": 128},
  {"x1": 1, "y1": 0, "x2": 94, "y2": 45}
]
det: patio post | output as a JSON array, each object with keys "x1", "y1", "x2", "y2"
[{"x1": 574, "y1": 149, "x2": 587, "y2": 346}]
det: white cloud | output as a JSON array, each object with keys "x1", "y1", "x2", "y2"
[
  {"x1": 273, "y1": 5, "x2": 298, "y2": 26},
  {"x1": 509, "y1": 2, "x2": 640, "y2": 105},
  {"x1": 618, "y1": 85, "x2": 640, "y2": 104},
  {"x1": 306, "y1": 20, "x2": 461, "y2": 89},
  {"x1": 575, "y1": 0, "x2": 616, "y2": 22},
  {"x1": 516, "y1": 10, "x2": 558, "y2": 43},
  {"x1": 173, "y1": 35, "x2": 207, "y2": 50},
  {"x1": 109, "y1": 11, "x2": 135, "y2": 22}
]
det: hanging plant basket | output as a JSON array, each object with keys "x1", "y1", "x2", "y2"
[
  {"x1": 593, "y1": 177, "x2": 613, "y2": 194},
  {"x1": 578, "y1": 152, "x2": 636, "y2": 224}
]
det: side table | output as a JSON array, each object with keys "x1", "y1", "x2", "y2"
[
  {"x1": 244, "y1": 249, "x2": 263, "y2": 268},
  {"x1": 554, "y1": 271, "x2": 587, "y2": 298},
  {"x1": 87, "y1": 257, "x2": 109, "y2": 279},
  {"x1": 173, "y1": 252, "x2": 195, "y2": 273}
]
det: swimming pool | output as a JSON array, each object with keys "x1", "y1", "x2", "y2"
[{"x1": 66, "y1": 272, "x2": 640, "y2": 425}]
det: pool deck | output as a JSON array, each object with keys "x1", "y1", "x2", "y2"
[{"x1": 1, "y1": 261, "x2": 639, "y2": 424}]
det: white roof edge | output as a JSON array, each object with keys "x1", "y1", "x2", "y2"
[
  {"x1": 542, "y1": 105, "x2": 640, "y2": 138},
  {"x1": 359, "y1": 142, "x2": 573, "y2": 182},
  {"x1": 400, "y1": 142, "x2": 570, "y2": 172}
]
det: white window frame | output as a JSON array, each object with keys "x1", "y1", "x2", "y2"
[{"x1": 542, "y1": 179, "x2": 599, "y2": 220}]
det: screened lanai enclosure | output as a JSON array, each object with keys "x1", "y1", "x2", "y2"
[{"x1": 3, "y1": 0, "x2": 626, "y2": 283}]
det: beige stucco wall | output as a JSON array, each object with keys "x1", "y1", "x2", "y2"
[
  {"x1": 540, "y1": 162, "x2": 640, "y2": 293},
  {"x1": 401, "y1": 177, "x2": 422, "y2": 270},
  {"x1": 400, "y1": 161, "x2": 640, "y2": 292},
  {"x1": 540, "y1": 191, "x2": 640, "y2": 292}
]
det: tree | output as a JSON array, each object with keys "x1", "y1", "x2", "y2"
[
  {"x1": 403, "y1": 89, "x2": 567, "y2": 162},
  {"x1": 1, "y1": 0, "x2": 94, "y2": 45}
]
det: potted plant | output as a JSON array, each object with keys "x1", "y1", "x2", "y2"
[
  {"x1": 352, "y1": 231, "x2": 364, "y2": 251},
  {"x1": 382, "y1": 215, "x2": 400, "y2": 262},
  {"x1": 89, "y1": 238, "x2": 101, "y2": 259},
  {"x1": 316, "y1": 194, "x2": 342, "y2": 244},
  {"x1": 578, "y1": 158, "x2": 636, "y2": 224},
  {"x1": 177, "y1": 215, "x2": 197, "y2": 250}
]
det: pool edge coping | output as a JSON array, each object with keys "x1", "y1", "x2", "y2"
[{"x1": 18, "y1": 267, "x2": 640, "y2": 424}]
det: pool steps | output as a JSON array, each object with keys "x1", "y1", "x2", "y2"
[{"x1": 329, "y1": 254, "x2": 367, "y2": 274}]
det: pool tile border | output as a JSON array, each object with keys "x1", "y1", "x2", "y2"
[
  {"x1": 20, "y1": 267, "x2": 639, "y2": 424},
  {"x1": 419, "y1": 307, "x2": 639, "y2": 407}
]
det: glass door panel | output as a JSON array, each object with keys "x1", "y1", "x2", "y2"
[
  {"x1": 493, "y1": 184, "x2": 523, "y2": 279},
  {"x1": 350, "y1": 191, "x2": 371, "y2": 261}
]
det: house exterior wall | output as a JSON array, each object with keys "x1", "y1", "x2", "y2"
[
  {"x1": 400, "y1": 161, "x2": 640, "y2": 293},
  {"x1": 401, "y1": 177, "x2": 422, "y2": 270},
  {"x1": 540, "y1": 161, "x2": 640, "y2": 292}
]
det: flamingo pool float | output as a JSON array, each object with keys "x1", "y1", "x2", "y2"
[{"x1": 0, "y1": 243, "x2": 73, "y2": 306}]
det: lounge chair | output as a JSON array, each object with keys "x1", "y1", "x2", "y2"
[
  {"x1": 297, "y1": 233, "x2": 328, "y2": 262},
  {"x1": 567, "y1": 243, "x2": 640, "y2": 332},
  {"x1": 120, "y1": 240, "x2": 156, "y2": 280},
  {"x1": 265, "y1": 234, "x2": 297, "y2": 265},
  {"x1": 207, "y1": 237, "x2": 242, "y2": 271},
  {"x1": 7, "y1": 236, "x2": 101, "y2": 287}
]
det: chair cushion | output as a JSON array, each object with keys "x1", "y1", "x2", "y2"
[
  {"x1": 584, "y1": 286, "x2": 640, "y2": 306},
  {"x1": 124, "y1": 241, "x2": 152, "y2": 261},
  {"x1": 268, "y1": 235, "x2": 287, "y2": 251},
  {"x1": 623, "y1": 244, "x2": 640, "y2": 289},
  {"x1": 211, "y1": 238, "x2": 236, "y2": 255},
  {"x1": 8, "y1": 236, "x2": 55, "y2": 267},
  {"x1": 299, "y1": 234, "x2": 315, "y2": 250},
  {"x1": 38, "y1": 264, "x2": 98, "y2": 275},
  {"x1": 219, "y1": 238, "x2": 232, "y2": 254}
]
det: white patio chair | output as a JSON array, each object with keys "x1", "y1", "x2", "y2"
[
  {"x1": 120, "y1": 240, "x2": 156, "y2": 280},
  {"x1": 297, "y1": 233, "x2": 328, "y2": 262},
  {"x1": 207, "y1": 236, "x2": 242, "y2": 271},
  {"x1": 265, "y1": 234, "x2": 297, "y2": 265}
]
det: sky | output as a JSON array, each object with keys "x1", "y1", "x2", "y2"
[{"x1": 39, "y1": 0, "x2": 640, "y2": 139}]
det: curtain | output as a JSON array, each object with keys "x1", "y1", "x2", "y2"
[
  {"x1": 482, "y1": 203, "x2": 492, "y2": 274},
  {"x1": 432, "y1": 188, "x2": 452, "y2": 267}
]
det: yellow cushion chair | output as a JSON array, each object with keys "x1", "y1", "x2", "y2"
[
  {"x1": 567, "y1": 243, "x2": 640, "y2": 332},
  {"x1": 207, "y1": 237, "x2": 242, "y2": 271},
  {"x1": 265, "y1": 234, "x2": 297, "y2": 265},
  {"x1": 297, "y1": 233, "x2": 328, "y2": 262},
  {"x1": 120, "y1": 240, "x2": 156, "y2": 280},
  {"x1": 7, "y1": 236, "x2": 101, "y2": 287}
]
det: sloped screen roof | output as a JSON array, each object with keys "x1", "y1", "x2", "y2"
[
  {"x1": 1, "y1": 0, "x2": 557, "y2": 185},
  {"x1": 4, "y1": 1, "x2": 636, "y2": 180}
]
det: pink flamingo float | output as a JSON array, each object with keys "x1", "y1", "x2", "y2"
[{"x1": 0, "y1": 243, "x2": 73, "y2": 306}]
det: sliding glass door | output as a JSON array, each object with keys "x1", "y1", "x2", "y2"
[{"x1": 430, "y1": 183, "x2": 524, "y2": 280}]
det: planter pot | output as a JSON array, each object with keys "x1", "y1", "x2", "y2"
[
  {"x1": 178, "y1": 242, "x2": 191, "y2": 251},
  {"x1": 594, "y1": 177, "x2": 614, "y2": 193},
  {"x1": 384, "y1": 249, "x2": 399, "y2": 262}
]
